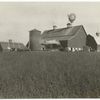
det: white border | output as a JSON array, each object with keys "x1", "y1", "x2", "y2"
[
  {"x1": 0, "y1": 0, "x2": 100, "y2": 2},
  {"x1": 0, "y1": 0, "x2": 100, "y2": 100}
]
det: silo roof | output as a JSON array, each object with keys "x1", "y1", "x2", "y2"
[{"x1": 29, "y1": 29, "x2": 41, "y2": 32}]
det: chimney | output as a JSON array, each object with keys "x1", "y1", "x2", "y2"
[
  {"x1": 67, "y1": 23, "x2": 72, "y2": 28},
  {"x1": 53, "y1": 25, "x2": 57, "y2": 30}
]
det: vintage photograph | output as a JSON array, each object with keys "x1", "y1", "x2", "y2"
[{"x1": 0, "y1": 2, "x2": 99, "y2": 98}]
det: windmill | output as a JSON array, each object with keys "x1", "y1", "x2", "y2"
[{"x1": 67, "y1": 13, "x2": 76, "y2": 26}]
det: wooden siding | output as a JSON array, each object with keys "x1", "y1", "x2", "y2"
[{"x1": 68, "y1": 26, "x2": 87, "y2": 48}]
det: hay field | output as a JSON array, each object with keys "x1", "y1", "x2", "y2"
[{"x1": 0, "y1": 51, "x2": 99, "y2": 98}]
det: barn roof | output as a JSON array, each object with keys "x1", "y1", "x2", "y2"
[
  {"x1": 42, "y1": 25, "x2": 87, "y2": 41},
  {"x1": 0, "y1": 42, "x2": 27, "y2": 50}
]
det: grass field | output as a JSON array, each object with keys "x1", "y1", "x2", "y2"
[{"x1": 0, "y1": 51, "x2": 100, "y2": 98}]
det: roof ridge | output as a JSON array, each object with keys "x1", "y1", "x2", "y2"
[
  {"x1": 42, "y1": 25, "x2": 83, "y2": 33},
  {"x1": 0, "y1": 41, "x2": 23, "y2": 44}
]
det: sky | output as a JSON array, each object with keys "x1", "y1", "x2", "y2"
[{"x1": 0, "y1": 2, "x2": 100, "y2": 45}]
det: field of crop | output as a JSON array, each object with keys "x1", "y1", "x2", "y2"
[{"x1": 0, "y1": 51, "x2": 100, "y2": 98}]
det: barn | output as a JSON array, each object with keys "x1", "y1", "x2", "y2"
[
  {"x1": 42, "y1": 25, "x2": 87, "y2": 51},
  {"x1": 0, "y1": 40, "x2": 28, "y2": 52}
]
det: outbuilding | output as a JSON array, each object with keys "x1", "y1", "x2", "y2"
[
  {"x1": 0, "y1": 40, "x2": 28, "y2": 52},
  {"x1": 86, "y1": 34, "x2": 97, "y2": 51}
]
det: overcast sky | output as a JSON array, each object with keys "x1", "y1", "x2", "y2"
[{"x1": 0, "y1": 2, "x2": 100, "y2": 44}]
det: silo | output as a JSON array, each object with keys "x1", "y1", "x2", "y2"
[{"x1": 29, "y1": 29, "x2": 42, "y2": 51}]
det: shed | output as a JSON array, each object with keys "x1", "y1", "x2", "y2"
[{"x1": 86, "y1": 34, "x2": 97, "y2": 51}]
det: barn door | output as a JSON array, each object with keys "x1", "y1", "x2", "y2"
[{"x1": 59, "y1": 40, "x2": 68, "y2": 49}]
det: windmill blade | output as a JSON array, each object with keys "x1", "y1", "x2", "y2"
[{"x1": 68, "y1": 13, "x2": 76, "y2": 23}]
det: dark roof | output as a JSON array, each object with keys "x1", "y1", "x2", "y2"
[
  {"x1": 0, "y1": 42, "x2": 27, "y2": 50},
  {"x1": 42, "y1": 25, "x2": 87, "y2": 40},
  {"x1": 29, "y1": 29, "x2": 41, "y2": 32}
]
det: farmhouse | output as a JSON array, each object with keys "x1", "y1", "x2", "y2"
[
  {"x1": 41, "y1": 25, "x2": 87, "y2": 51},
  {"x1": 0, "y1": 40, "x2": 28, "y2": 52}
]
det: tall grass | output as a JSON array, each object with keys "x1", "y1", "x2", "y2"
[{"x1": 0, "y1": 51, "x2": 100, "y2": 98}]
